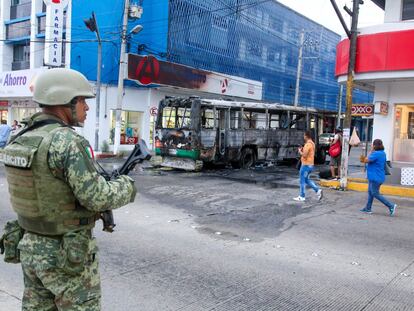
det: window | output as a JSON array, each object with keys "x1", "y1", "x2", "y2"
[
  {"x1": 230, "y1": 110, "x2": 240, "y2": 129},
  {"x1": 242, "y1": 112, "x2": 266, "y2": 129},
  {"x1": 160, "y1": 107, "x2": 191, "y2": 129},
  {"x1": 12, "y1": 44, "x2": 30, "y2": 70},
  {"x1": 10, "y1": 0, "x2": 31, "y2": 19},
  {"x1": 403, "y1": 0, "x2": 414, "y2": 20},
  {"x1": 110, "y1": 110, "x2": 143, "y2": 145},
  {"x1": 201, "y1": 108, "x2": 217, "y2": 129},
  {"x1": 6, "y1": 19, "x2": 31, "y2": 39},
  {"x1": 269, "y1": 113, "x2": 280, "y2": 129}
]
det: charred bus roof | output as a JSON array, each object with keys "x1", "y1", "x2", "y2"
[{"x1": 162, "y1": 97, "x2": 320, "y2": 113}]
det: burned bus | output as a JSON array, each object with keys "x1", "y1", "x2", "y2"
[{"x1": 154, "y1": 97, "x2": 328, "y2": 171}]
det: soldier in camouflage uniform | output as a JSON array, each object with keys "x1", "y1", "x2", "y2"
[{"x1": 0, "y1": 68, "x2": 136, "y2": 310}]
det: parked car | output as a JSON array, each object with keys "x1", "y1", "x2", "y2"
[{"x1": 319, "y1": 133, "x2": 334, "y2": 147}]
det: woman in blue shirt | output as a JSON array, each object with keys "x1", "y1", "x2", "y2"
[{"x1": 360, "y1": 139, "x2": 397, "y2": 216}]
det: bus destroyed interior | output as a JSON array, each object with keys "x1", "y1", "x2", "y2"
[{"x1": 154, "y1": 97, "x2": 330, "y2": 171}]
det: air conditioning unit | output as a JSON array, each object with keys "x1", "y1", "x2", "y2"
[{"x1": 129, "y1": 5, "x2": 143, "y2": 19}]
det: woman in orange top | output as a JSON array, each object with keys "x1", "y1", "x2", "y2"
[{"x1": 294, "y1": 131, "x2": 323, "y2": 202}]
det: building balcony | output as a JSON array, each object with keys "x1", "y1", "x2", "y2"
[
  {"x1": 6, "y1": 19, "x2": 31, "y2": 41},
  {"x1": 11, "y1": 61, "x2": 30, "y2": 71},
  {"x1": 335, "y1": 22, "x2": 414, "y2": 85}
]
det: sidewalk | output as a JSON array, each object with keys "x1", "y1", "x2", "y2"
[{"x1": 320, "y1": 146, "x2": 414, "y2": 198}]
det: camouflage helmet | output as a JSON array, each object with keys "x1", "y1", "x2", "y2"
[{"x1": 33, "y1": 68, "x2": 95, "y2": 106}]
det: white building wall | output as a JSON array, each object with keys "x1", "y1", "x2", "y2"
[
  {"x1": 0, "y1": 1, "x2": 13, "y2": 72},
  {"x1": 373, "y1": 80, "x2": 414, "y2": 160},
  {"x1": 384, "y1": 0, "x2": 402, "y2": 23}
]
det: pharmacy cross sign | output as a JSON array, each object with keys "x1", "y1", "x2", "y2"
[
  {"x1": 351, "y1": 104, "x2": 374, "y2": 116},
  {"x1": 43, "y1": 0, "x2": 69, "y2": 5}
]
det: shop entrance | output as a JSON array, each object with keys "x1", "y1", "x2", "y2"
[
  {"x1": 393, "y1": 104, "x2": 414, "y2": 163},
  {"x1": 109, "y1": 110, "x2": 144, "y2": 145}
]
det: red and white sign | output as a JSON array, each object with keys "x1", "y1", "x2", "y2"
[
  {"x1": 43, "y1": 0, "x2": 69, "y2": 67},
  {"x1": 352, "y1": 104, "x2": 374, "y2": 116},
  {"x1": 0, "y1": 68, "x2": 46, "y2": 98},
  {"x1": 221, "y1": 78, "x2": 229, "y2": 94},
  {"x1": 336, "y1": 29, "x2": 414, "y2": 76},
  {"x1": 150, "y1": 107, "x2": 158, "y2": 116},
  {"x1": 128, "y1": 54, "x2": 263, "y2": 100}
]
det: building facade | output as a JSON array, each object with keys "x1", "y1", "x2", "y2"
[
  {"x1": 336, "y1": 0, "x2": 414, "y2": 164},
  {"x1": 1, "y1": 0, "x2": 371, "y2": 151}
]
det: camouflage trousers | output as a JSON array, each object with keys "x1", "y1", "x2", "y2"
[{"x1": 18, "y1": 232, "x2": 101, "y2": 311}]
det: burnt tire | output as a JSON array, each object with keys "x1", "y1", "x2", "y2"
[{"x1": 239, "y1": 147, "x2": 256, "y2": 169}]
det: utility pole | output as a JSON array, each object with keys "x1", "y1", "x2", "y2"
[
  {"x1": 114, "y1": 0, "x2": 130, "y2": 155},
  {"x1": 294, "y1": 29, "x2": 305, "y2": 107},
  {"x1": 330, "y1": 0, "x2": 361, "y2": 189},
  {"x1": 340, "y1": 0, "x2": 360, "y2": 189},
  {"x1": 84, "y1": 12, "x2": 102, "y2": 152}
]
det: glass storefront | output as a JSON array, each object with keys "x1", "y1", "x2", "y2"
[
  {"x1": 11, "y1": 107, "x2": 41, "y2": 123},
  {"x1": 0, "y1": 110, "x2": 8, "y2": 123},
  {"x1": 109, "y1": 110, "x2": 143, "y2": 145},
  {"x1": 393, "y1": 104, "x2": 414, "y2": 162}
]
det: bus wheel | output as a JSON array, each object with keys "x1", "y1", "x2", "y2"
[{"x1": 239, "y1": 148, "x2": 256, "y2": 169}]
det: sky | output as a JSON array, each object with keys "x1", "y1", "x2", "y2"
[{"x1": 277, "y1": 0, "x2": 385, "y2": 35}]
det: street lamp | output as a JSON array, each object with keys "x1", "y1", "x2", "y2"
[{"x1": 84, "y1": 12, "x2": 102, "y2": 152}]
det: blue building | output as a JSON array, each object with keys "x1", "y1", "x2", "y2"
[{"x1": 0, "y1": 0, "x2": 372, "y2": 149}]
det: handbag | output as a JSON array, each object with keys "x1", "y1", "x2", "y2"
[
  {"x1": 296, "y1": 159, "x2": 302, "y2": 170},
  {"x1": 328, "y1": 141, "x2": 341, "y2": 158},
  {"x1": 349, "y1": 127, "x2": 361, "y2": 147},
  {"x1": 384, "y1": 161, "x2": 392, "y2": 176}
]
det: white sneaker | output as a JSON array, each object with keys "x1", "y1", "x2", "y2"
[
  {"x1": 317, "y1": 189, "x2": 323, "y2": 201},
  {"x1": 293, "y1": 196, "x2": 306, "y2": 202}
]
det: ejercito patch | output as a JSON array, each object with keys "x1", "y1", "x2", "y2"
[{"x1": 0, "y1": 151, "x2": 30, "y2": 168}]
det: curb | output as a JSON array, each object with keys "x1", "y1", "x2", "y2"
[{"x1": 319, "y1": 179, "x2": 414, "y2": 198}]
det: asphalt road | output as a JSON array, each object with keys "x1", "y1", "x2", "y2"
[{"x1": 1, "y1": 161, "x2": 414, "y2": 310}]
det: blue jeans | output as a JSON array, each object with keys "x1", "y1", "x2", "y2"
[
  {"x1": 299, "y1": 165, "x2": 320, "y2": 198},
  {"x1": 365, "y1": 180, "x2": 394, "y2": 211}
]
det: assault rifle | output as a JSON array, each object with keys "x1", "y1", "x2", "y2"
[{"x1": 99, "y1": 139, "x2": 152, "y2": 232}]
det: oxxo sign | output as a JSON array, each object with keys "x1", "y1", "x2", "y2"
[
  {"x1": 351, "y1": 104, "x2": 374, "y2": 117},
  {"x1": 43, "y1": 0, "x2": 70, "y2": 67}
]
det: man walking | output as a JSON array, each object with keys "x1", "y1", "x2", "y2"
[
  {"x1": 0, "y1": 120, "x2": 11, "y2": 148},
  {"x1": 0, "y1": 68, "x2": 136, "y2": 310},
  {"x1": 294, "y1": 131, "x2": 323, "y2": 202}
]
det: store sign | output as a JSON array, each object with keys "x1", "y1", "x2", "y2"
[
  {"x1": 0, "y1": 69, "x2": 46, "y2": 98},
  {"x1": 0, "y1": 101, "x2": 8, "y2": 107},
  {"x1": 351, "y1": 104, "x2": 374, "y2": 116},
  {"x1": 127, "y1": 54, "x2": 263, "y2": 100},
  {"x1": 374, "y1": 101, "x2": 389, "y2": 115},
  {"x1": 43, "y1": 0, "x2": 69, "y2": 67}
]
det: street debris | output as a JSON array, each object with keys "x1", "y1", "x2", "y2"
[
  {"x1": 215, "y1": 231, "x2": 222, "y2": 235},
  {"x1": 312, "y1": 252, "x2": 319, "y2": 257},
  {"x1": 190, "y1": 225, "x2": 199, "y2": 229},
  {"x1": 351, "y1": 261, "x2": 360, "y2": 266},
  {"x1": 401, "y1": 273, "x2": 410, "y2": 277},
  {"x1": 168, "y1": 219, "x2": 180, "y2": 223},
  {"x1": 243, "y1": 238, "x2": 251, "y2": 242}
]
